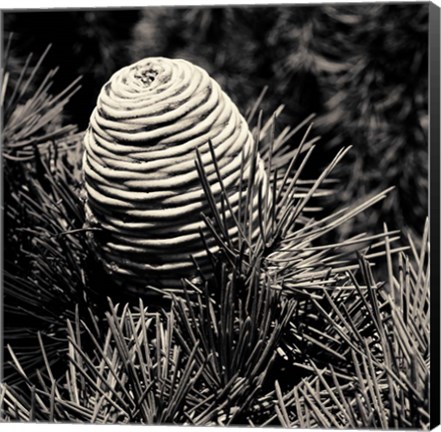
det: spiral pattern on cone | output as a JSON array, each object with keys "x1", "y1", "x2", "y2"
[{"x1": 83, "y1": 57, "x2": 267, "y2": 288}]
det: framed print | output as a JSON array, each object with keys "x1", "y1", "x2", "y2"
[{"x1": 1, "y1": 2, "x2": 440, "y2": 429}]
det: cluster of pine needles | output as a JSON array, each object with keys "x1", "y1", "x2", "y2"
[{"x1": 1, "y1": 45, "x2": 430, "y2": 428}]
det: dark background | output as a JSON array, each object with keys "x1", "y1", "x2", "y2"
[{"x1": 3, "y1": 3, "x2": 429, "y2": 239}]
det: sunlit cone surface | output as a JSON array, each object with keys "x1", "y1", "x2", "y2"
[{"x1": 83, "y1": 57, "x2": 268, "y2": 288}]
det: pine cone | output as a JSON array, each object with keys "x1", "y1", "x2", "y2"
[{"x1": 83, "y1": 57, "x2": 267, "y2": 289}]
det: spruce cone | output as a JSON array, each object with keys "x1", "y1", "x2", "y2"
[{"x1": 83, "y1": 57, "x2": 267, "y2": 289}]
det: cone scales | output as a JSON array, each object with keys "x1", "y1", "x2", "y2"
[{"x1": 83, "y1": 57, "x2": 268, "y2": 288}]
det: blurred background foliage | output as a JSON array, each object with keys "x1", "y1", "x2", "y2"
[{"x1": 3, "y1": 3, "x2": 428, "y2": 239}]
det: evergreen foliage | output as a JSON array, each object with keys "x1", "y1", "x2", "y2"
[
  {"x1": 273, "y1": 224, "x2": 430, "y2": 429},
  {"x1": 1, "y1": 5, "x2": 430, "y2": 428},
  {"x1": 131, "y1": 4, "x2": 428, "y2": 237}
]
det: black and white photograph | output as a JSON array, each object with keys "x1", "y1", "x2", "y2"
[{"x1": 1, "y1": 2, "x2": 440, "y2": 428}]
